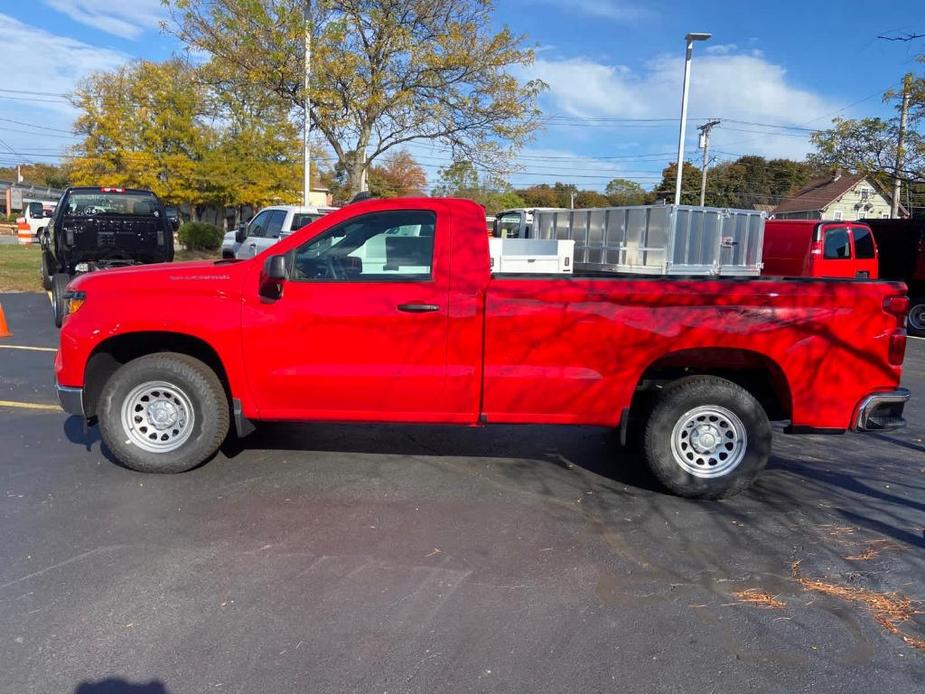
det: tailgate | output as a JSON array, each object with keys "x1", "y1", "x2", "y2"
[{"x1": 63, "y1": 215, "x2": 167, "y2": 253}]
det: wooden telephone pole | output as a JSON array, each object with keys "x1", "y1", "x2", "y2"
[{"x1": 697, "y1": 120, "x2": 720, "y2": 206}]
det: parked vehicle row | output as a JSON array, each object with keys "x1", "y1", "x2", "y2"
[
  {"x1": 54, "y1": 197, "x2": 910, "y2": 499},
  {"x1": 222, "y1": 204, "x2": 337, "y2": 259}
]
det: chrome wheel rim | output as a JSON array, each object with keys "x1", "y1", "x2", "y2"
[
  {"x1": 120, "y1": 380, "x2": 195, "y2": 453},
  {"x1": 670, "y1": 405, "x2": 747, "y2": 478},
  {"x1": 909, "y1": 304, "x2": 925, "y2": 331}
]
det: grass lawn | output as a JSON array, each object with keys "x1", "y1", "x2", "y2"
[
  {"x1": 0, "y1": 245, "x2": 41, "y2": 292},
  {"x1": 0, "y1": 244, "x2": 219, "y2": 293}
]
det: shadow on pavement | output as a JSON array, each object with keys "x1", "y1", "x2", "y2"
[{"x1": 74, "y1": 679, "x2": 170, "y2": 694}]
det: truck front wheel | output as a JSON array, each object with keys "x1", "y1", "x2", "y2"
[
  {"x1": 642, "y1": 376, "x2": 771, "y2": 499},
  {"x1": 908, "y1": 297, "x2": 925, "y2": 337},
  {"x1": 98, "y1": 353, "x2": 230, "y2": 473}
]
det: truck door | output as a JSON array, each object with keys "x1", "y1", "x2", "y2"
[
  {"x1": 813, "y1": 225, "x2": 856, "y2": 278},
  {"x1": 243, "y1": 209, "x2": 287, "y2": 258},
  {"x1": 241, "y1": 207, "x2": 462, "y2": 422},
  {"x1": 849, "y1": 225, "x2": 878, "y2": 279}
]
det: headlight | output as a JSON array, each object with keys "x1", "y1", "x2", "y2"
[{"x1": 65, "y1": 290, "x2": 86, "y2": 316}]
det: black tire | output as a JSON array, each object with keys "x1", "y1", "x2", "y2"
[
  {"x1": 51, "y1": 273, "x2": 70, "y2": 328},
  {"x1": 642, "y1": 376, "x2": 771, "y2": 499},
  {"x1": 908, "y1": 297, "x2": 925, "y2": 337},
  {"x1": 40, "y1": 252, "x2": 54, "y2": 291},
  {"x1": 97, "y1": 352, "x2": 230, "y2": 473}
]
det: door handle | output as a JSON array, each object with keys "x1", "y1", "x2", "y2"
[{"x1": 397, "y1": 303, "x2": 440, "y2": 313}]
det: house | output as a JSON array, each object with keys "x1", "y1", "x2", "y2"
[{"x1": 772, "y1": 172, "x2": 907, "y2": 221}]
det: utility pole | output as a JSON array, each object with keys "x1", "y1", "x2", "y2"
[
  {"x1": 16, "y1": 164, "x2": 22, "y2": 184},
  {"x1": 697, "y1": 119, "x2": 720, "y2": 206},
  {"x1": 302, "y1": 0, "x2": 312, "y2": 207},
  {"x1": 891, "y1": 73, "x2": 912, "y2": 219}
]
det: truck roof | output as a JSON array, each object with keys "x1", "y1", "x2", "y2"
[{"x1": 65, "y1": 186, "x2": 158, "y2": 196}]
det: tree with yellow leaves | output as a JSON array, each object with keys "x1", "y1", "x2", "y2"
[{"x1": 166, "y1": 0, "x2": 544, "y2": 196}]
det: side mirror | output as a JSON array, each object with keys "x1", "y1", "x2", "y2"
[
  {"x1": 170, "y1": 218, "x2": 180, "y2": 232},
  {"x1": 235, "y1": 223, "x2": 247, "y2": 244},
  {"x1": 492, "y1": 218, "x2": 500, "y2": 237},
  {"x1": 260, "y1": 254, "x2": 289, "y2": 299}
]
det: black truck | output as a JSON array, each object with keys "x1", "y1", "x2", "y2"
[
  {"x1": 40, "y1": 187, "x2": 177, "y2": 326},
  {"x1": 866, "y1": 218, "x2": 925, "y2": 336}
]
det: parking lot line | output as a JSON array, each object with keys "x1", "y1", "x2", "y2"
[
  {"x1": 0, "y1": 344, "x2": 57, "y2": 352},
  {"x1": 0, "y1": 399, "x2": 60, "y2": 411}
]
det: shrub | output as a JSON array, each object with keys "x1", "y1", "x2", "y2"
[{"x1": 178, "y1": 221, "x2": 224, "y2": 251}]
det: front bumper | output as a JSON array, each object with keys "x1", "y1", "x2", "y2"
[
  {"x1": 853, "y1": 388, "x2": 910, "y2": 432},
  {"x1": 56, "y1": 385, "x2": 85, "y2": 417}
]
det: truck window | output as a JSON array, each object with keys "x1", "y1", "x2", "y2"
[
  {"x1": 262, "y1": 210, "x2": 287, "y2": 238},
  {"x1": 64, "y1": 191, "x2": 160, "y2": 217},
  {"x1": 27, "y1": 201, "x2": 43, "y2": 217},
  {"x1": 497, "y1": 212, "x2": 522, "y2": 238},
  {"x1": 852, "y1": 227, "x2": 875, "y2": 259},
  {"x1": 292, "y1": 210, "x2": 436, "y2": 281},
  {"x1": 290, "y1": 213, "x2": 323, "y2": 230},
  {"x1": 247, "y1": 210, "x2": 271, "y2": 238},
  {"x1": 824, "y1": 228, "x2": 851, "y2": 259}
]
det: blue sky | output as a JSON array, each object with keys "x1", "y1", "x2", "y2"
[{"x1": 1, "y1": 0, "x2": 923, "y2": 192}]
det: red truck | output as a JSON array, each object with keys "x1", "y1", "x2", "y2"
[
  {"x1": 54, "y1": 198, "x2": 910, "y2": 499},
  {"x1": 762, "y1": 219, "x2": 879, "y2": 279}
]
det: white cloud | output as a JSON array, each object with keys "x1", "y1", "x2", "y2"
[
  {"x1": 529, "y1": 0, "x2": 650, "y2": 22},
  {"x1": 705, "y1": 44, "x2": 738, "y2": 55},
  {"x1": 523, "y1": 46, "x2": 841, "y2": 160},
  {"x1": 0, "y1": 13, "x2": 127, "y2": 160},
  {"x1": 42, "y1": 0, "x2": 166, "y2": 40}
]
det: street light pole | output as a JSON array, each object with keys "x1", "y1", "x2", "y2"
[
  {"x1": 302, "y1": 0, "x2": 312, "y2": 207},
  {"x1": 674, "y1": 32, "x2": 711, "y2": 206}
]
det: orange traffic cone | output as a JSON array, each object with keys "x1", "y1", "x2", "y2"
[{"x1": 0, "y1": 303, "x2": 10, "y2": 337}]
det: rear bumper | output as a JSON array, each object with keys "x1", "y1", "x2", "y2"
[
  {"x1": 852, "y1": 388, "x2": 910, "y2": 432},
  {"x1": 56, "y1": 385, "x2": 85, "y2": 417}
]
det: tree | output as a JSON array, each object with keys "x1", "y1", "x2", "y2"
[
  {"x1": 68, "y1": 59, "x2": 211, "y2": 212},
  {"x1": 68, "y1": 58, "x2": 306, "y2": 220},
  {"x1": 516, "y1": 184, "x2": 560, "y2": 207},
  {"x1": 574, "y1": 190, "x2": 610, "y2": 208},
  {"x1": 167, "y1": 0, "x2": 545, "y2": 196},
  {"x1": 0, "y1": 163, "x2": 71, "y2": 189},
  {"x1": 809, "y1": 116, "x2": 925, "y2": 184},
  {"x1": 650, "y1": 162, "x2": 703, "y2": 205},
  {"x1": 605, "y1": 178, "x2": 645, "y2": 205},
  {"x1": 368, "y1": 150, "x2": 427, "y2": 198},
  {"x1": 432, "y1": 160, "x2": 524, "y2": 215}
]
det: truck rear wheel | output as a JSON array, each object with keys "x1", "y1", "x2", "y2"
[
  {"x1": 98, "y1": 353, "x2": 229, "y2": 473},
  {"x1": 40, "y1": 252, "x2": 54, "y2": 291},
  {"x1": 642, "y1": 376, "x2": 771, "y2": 499},
  {"x1": 51, "y1": 273, "x2": 70, "y2": 328},
  {"x1": 908, "y1": 297, "x2": 925, "y2": 337}
]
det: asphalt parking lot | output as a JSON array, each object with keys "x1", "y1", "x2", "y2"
[{"x1": 0, "y1": 291, "x2": 923, "y2": 693}]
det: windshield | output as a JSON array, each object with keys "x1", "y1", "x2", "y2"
[{"x1": 64, "y1": 191, "x2": 160, "y2": 217}]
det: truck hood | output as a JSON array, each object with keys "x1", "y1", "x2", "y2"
[{"x1": 69, "y1": 259, "x2": 245, "y2": 293}]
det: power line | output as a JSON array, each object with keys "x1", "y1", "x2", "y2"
[
  {"x1": 0, "y1": 118, "x2": 75, "y2": 134},
  {"x1": 0, "y1": 87, "x2": 70, "y2": 98}
]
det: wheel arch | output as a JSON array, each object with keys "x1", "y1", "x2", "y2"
[
  {"x1": 631, "y1": 347, "x2": 793, "y2": 421},
  {"x1": 84, "y1": 331, "x2": 232, "y2": 418}
]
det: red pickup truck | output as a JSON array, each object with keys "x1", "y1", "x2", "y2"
[{"x1": 54, "y1": 198, "x2": 910, "y2": 498}]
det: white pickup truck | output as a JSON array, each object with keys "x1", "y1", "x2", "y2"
[
  {"x1": 17, "y1": 201, "x2": 56, "y2": 239},
  {"x1": 222, "y1": 205, "x2": 336, "y2": 259}
]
